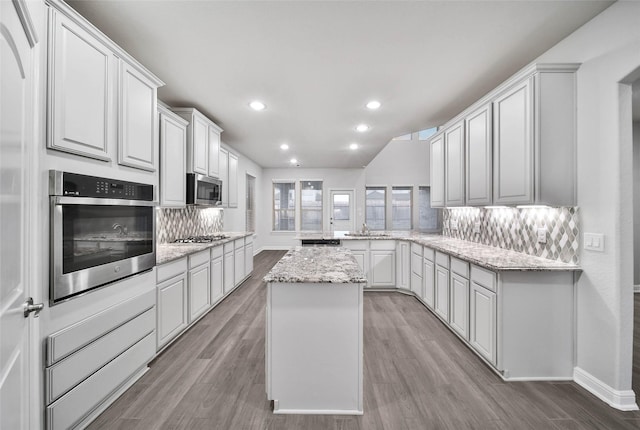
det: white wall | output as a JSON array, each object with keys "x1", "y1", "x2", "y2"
[
  {"x1": 258, "y1": 168, "x2": 366, "y2": 250},
  {"x1": 634, "y1": 121, "x2": 640, "y2": 287},
  {"x1": 536, "y1": 0, "x2": 640, "y2": 406}
]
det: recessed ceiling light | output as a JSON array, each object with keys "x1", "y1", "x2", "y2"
[
  {"x1": 356, "y1": 124, "x2": 370, "y2": 132},
  {"x1": 280, "y1": 144, "x2": 289, "y2": 150},
  {"x1": 366, "y1": 100, "x2": 381, "y2": 110},
  {"x1": 350, "y1": 143, "x2": 358, "y2": 150},
  {"x1": 290, "y1": 158, "x2": 297, "y2": 164},
  {"x1": 249, "y1": 101, "x2": 266, "y2": 111}
]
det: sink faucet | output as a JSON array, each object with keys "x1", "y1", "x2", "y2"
[
  {"x1": 361, "y1": 223, "x2": 370, "y2": 235},
  {"x1": 112, "y1": 223, "x2": 128, "y2": 236}
]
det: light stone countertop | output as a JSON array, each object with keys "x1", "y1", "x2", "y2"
[
  {"x1": 156, "y1": 232, "x2": 253, "y2": 265},
  {"x1": 297, "y1": 231, "x2": 580, "y2": 272},
  {"x1": 263, "y1": 247, "x2": 367, "y2": 284}
]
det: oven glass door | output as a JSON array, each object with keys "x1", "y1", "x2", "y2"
[
  {"x1": 51, "y1": 197, "x2": 156, "y2": 303},
  {"x1": 196, "y1": 179, "x2": 221, "y2": 204}
]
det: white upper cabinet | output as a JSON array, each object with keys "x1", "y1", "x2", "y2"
[
  {"x1": 430, "y1": 133, "x2": 445, "y2": 208},
  {"x1": 228, "y1": 152, "x2": 239, "y2": 208},
  {"x1": 47, "y1": 3, "x2": 163, "y2": 169},
  {"x1": 465, "y1": 104, "x2": 492, "y2": 206},
  {"x1": 208, "y1": 125, "x2": 221, "y2": 178},
  {"x1": 118, "y1": 60, "x2": 157, "y2": 171},
  {"x1": 158, "y1": 105, "x2": 187, "y2": 207},
  {"x1": 48, "y1": 9, "x2": 114, "y2": 161},
  {"x1": 493, "y1": 77, "x2": 534, "y2": 205},
  {"x1": 219, "y1": 147, "x2": 229, "y2": 207},
  {"x1": 444, "y1": 121, "x2": 465, "y2": 207}
]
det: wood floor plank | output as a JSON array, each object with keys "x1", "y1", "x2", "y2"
[{"x1": 88, "y1": 251, "x2": 640, "y2": 430}]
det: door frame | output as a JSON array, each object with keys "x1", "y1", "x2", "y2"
[{"x1": 328, "y1": 188, "x2": 356, "y2": 233}]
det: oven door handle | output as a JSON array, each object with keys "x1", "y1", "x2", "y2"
[{"x1": 51, "y1": 196, "x2": 158, "y2": 206}]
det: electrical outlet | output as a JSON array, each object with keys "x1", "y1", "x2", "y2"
[
  {"x1": 537, "y1": 228, "x2": 547, "y2": 244},
  {"x1": 584, "y1": 233, "x2": 604, "y2": 252},
  {"x1": 473, "y1": 222, "x2": 481, "y2": 234},
  {"x1": 450, "y1": 219, "x2": 459, "y2": 231}
]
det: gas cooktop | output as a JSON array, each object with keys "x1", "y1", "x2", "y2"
[{"x1": 172, "y1": 234, "x2": 229, "y2": 244}]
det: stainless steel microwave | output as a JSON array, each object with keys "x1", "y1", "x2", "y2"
[{"x1": 186, "y1": 173, "x2": 222, "y2": 206}]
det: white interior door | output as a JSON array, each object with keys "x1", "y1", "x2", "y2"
[
  {"x1": 1, "y1": 1, "x2": 37, "y2": 428},
  {"x1": 329, "y1": 189, "x2": 355, "y2": 232}
]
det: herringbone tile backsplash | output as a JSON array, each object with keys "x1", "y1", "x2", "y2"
[
  {"x1": 443, "y1": 207, "x2": 580, "y2": 264},
  {"x1": 156, "y1": 207, "x2": 223, "y2": 244}
]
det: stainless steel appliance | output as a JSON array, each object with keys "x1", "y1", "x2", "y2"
[
  {"x1": 49, "y1": 171, "x2": 156, "y2": 304},
  {"x1": 186, "y1": 173, "x2": 222, "y2": 206},
  {"x1": 300, "y1": 239, "x2": 341, "y2": 247}
]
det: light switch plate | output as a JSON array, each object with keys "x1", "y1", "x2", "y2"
[
  {"x1": 537, "y1": 228, "x2": 547, "y2": 244},
  {"x1": 450, "y1": 219, "x2": 459, "y2": 231},
  {"x1": 584, "y1": 233, "x2": 604, "y2": 252},
  {"x1": 473, "y1": 222, "x2": 481, "y2": 234}
]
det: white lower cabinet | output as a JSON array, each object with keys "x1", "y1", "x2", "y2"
[
  {"x1": 423, "y1": 258, "x2": 435, "y2": 309},
  {"x1": 157, "y1": 274, "x2": 188, "y2": 348},
  {"x1": 342, "y1": 240, "x2": 369, "y2": 286},
  {"x1": 434, "y1": 255, "x2": 450, "y2": 321},
  {"x1": 370, "y1": 241, "x2": 396, "y2": 288},
  {"x1": 396, "y1": 241, "x2": 410, "y2": 290},
  {"x1": 234, "y1": 238, "x2": 246, "y2": 286},
  {"x1": 470, "y1": 279, "x2": 497, "y2": 365},
  {"x1": 450, "y1": 272, "x2": 470, "y2": 340},
  {"x1": 223, "y1": 243, "x2": 235, "y2": 294},
  {"x1": 188, "y1": 251, "x2": 211, "y2": 322},
  {"x1": 210, "y1": 246, "x2": 224, "y2": 305},
  {"x1": 245, "y1": 241, "x2": 254, "y2": 275},
  {"x1": 410, "y1": 244, "x2": 423, "y2": 297}
]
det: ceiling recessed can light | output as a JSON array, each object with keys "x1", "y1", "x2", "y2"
[
  {"x1": 366, "y1": 100, "x2": 381, "y2": 110},
  {"x1": 356, "y1": 124, "x2": 370, "y2": 132},
  {"x1": 280, "y1": 144, "x2": 289, "y2": 150},
  {"x1": 290, "y1": 158, "x2": 297, "y2": 164},
  {"x1": 350, "y1": 143, "x2": 358, "y2": 150},
  {"x1": 249, "y1": 100, "x2": 266, "y2": 111}
]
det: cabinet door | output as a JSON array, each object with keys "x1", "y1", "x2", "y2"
[
  {"x1": 423, "y1": 258, "x2": 435, "y2": 309},
  {"x1": 410, "y1": 252, "x2": 423, "y2": 296},
  {"x1": 470, "y1": 282, "x2": 497, "y2": 365},
  {"x1": 435, "y1": 266, "x2": 450, "y2": 321},
  {"x1": 191, "y1": 114, "x2": 209, "y2": 175},
  {"x1": 450, "y1": 273, "x2": 470, "y2": 340},
  {"x1": 465, "y1": 104, "x2": 492, "y2": 206},
  {"x1": 188, "y1": 263, "x2": 210, "y2": 322},
  {"x1": 208, "y1": 125, "x2": 220, "y2": 178},
  {"x1": 445, "y1": 121, "x2": 465, "y2": 206},
  {"x1": 349, "y1": 250, "x2": 369, "y2": 286},
  {"x1": 49, "y1": 10, "x2": 114, "y2": 161},
  {"x1": 370, "y1": 250, "x2": 395, "y2": 287},
  {"x1": 157, "y1": 275, "x2": 188, "y2": 348},
  {"x1": 159, "y1": 110, "x2": 186, "y2": 207},
  {"x1": 228, "y1": 152, "x2": 239, "y2": 208},
  {"x1": 430, "y1": 134, "x2": 445, "y2": 207},
  {"x1": 118, "y1": 60, "x2": 157, "y2": 171},
  {"x1": 219, "y1": 148, "x2": 229, "y2": 207},
  {"x1": 210, "y1": 256, "x2": 223, "y2": 304},
  {"x1": 396, "y1": 242, "x2": 410, "y2": 290},
  {"x1": 223, "y1": 251, "x2": 234, "y2": 293},
  {"x1": 245, "y1": 244, "x2": 254, "y2": 275},
  {"x1": 493, "y1": 78, "x2": 534, "y2": 205},
  {"x1": 234, "y1": 247, "x2": 245, "y2": 286}
]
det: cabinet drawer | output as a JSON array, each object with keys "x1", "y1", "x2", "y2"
[
  {"x1": 411, "y1": 251, "x2": 423, "y2": 276},
  {"x1": 46, "y1": 290, "x2": 154, "y2": 366},
  {"x1": 411, "y1": 243, "x2": 423, "y2": 256},
  {"x1": 370, "y1": 240, "x2": 395, "y2": 251},
  {"x1": 210, "y1": 245, "x2": 224, "y2": 260},
  {"x1": 46, "y1": 308, "x2": 155, "y2": 404},
  {"x1": 435, "y1": 251, "x2": 450, "y2": 268},
  {"x1": 342, "y1": 240, "x2": 368, "y2": 250},
  {"x1": 423, "y1": 247, "x2": 435, "y2": 262},
  {"x1": 470, "y1": 264, "x2": 497, "y2": 292},
  {"x1": 46, "y1": 333, "x2": 155, "y2": 430},
  {"x1": 157, "y1": 257, "x2": 188, "y2": 283},
  {"x1": 224, "y1": 242, "x2": 235, "y2": 254},
  {"x1": 245, "y1": 235, "x2": 254, "y2": 245},
  {"x1": 451, "y1": 257, "x2": 469, "y2": 278},
  {"x1": 234, "y1": 238, "x2": 245, "y2": 250},
  {"x1": 189, "y1": 249, "x2": 210, "y2": 269}
]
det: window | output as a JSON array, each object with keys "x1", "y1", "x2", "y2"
[
  {"x1": 245, "y1": 174, "x2": 255, "y2": 232},
  {"x1": 273, "y1": 181, "x2": 295, "y2": 231},
  {"x1": 366, "y1": 187, "x2": 386, "y2": 230},
  {"x1": 418, "y1": 186, "x2": 441, "y2": 232},
  {"x1": 301, "y1": 181, "x2": 323, "y2": 231},
  {"x1": 392, "y1": 187, "x2": 412, "y2": 230},
  {"x1": 418, "y1": 127, "x2": 438, "y2": 141},
  {"x1": 332, "y1": 193, "x2": 351, "y2": 220}
]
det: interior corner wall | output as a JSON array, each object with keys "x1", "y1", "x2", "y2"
[
  {"x1": 634, "y1": 121, "x2": 640, "y2": 286},
  {"x1": 535, "y1": 0, "x2": 640, "y2": 396}
]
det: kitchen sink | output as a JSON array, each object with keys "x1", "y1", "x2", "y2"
[{"x1": 344, "y1": 232, "x2": 390, "y2": 237}]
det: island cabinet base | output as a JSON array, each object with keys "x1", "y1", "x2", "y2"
[{"x1": 266, "y1": 282, "x2": 364, "y2": 415}]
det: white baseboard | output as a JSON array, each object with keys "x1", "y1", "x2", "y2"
[
  {"x1": 634, "y1": 284, "x2": 640, "y2": 293},
  {"x1": 573, "y1": 367, "x2": 639, "y2": 411}
]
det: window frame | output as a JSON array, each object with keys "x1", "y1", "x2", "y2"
[
  {"x1": 272, "y1": 180, "x2": 296, "y2": 232},
  {"x1": 391, "y1": 186, "x2": 413, "y2": 231}
]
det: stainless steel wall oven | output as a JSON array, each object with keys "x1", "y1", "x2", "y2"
[{"x1": 49, "y1": 171, "x2": 156, "y2": 304}]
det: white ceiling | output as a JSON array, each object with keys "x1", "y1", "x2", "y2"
[{"x1": 68, "y1": 0, "x2": 613, "y2": 168}]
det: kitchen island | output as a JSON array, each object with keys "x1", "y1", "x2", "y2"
[{"x1": 264, "y1": 247, "x2": 367, "y2": 415}]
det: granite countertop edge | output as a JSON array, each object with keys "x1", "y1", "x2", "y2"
[
  {"x1": 297, "y1": 231, "x2": 581, "y2": 272},
  {"x1": 156, "y1": 232, "x2": 254, "y2": 265}
]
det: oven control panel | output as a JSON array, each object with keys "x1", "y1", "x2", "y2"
[{"x1": 56, "y1": 172, "x2": 154, "y2": 201}]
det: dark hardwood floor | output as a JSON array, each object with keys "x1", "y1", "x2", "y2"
[{"x1": 88, "y1": 251, "x2": 640, "y2": 430}]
